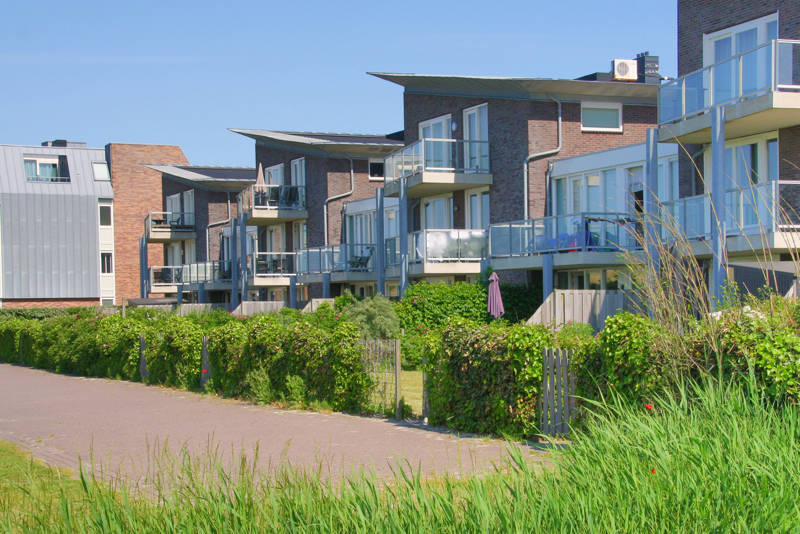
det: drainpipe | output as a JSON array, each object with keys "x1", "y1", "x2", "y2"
[
  {"x1": 324, "y1": 157, "x2": 354, "y2": 245},
  {"x1": 523, "y1": 97, "x2": 562, "y2": 220},
  {"x1": 206, "y1": 192, "x2": 232, "y2": 260}
]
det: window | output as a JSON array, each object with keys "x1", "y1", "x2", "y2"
[
  {"x1": 368, "y1": 159, "x2": 385, "y2": 181},
  {"x1": 463, "y1": 104, "x2": 489, "y2": 171},
  {"x1": 291, "y1": 158, "x2": 305, "y2": 187},
  {"x1": 264, "y1": 163, "x2": 283, "y2": 185},
  {"x1": 99, "y1": 205, "x2": 112, "y2": 226},
  {"x1": 467, "y1": 189, "x2": 490, "y2": 229},
  {"x1": 768, "y1": 138, "x2": 779, "y2": 181},
  {"x1": 24, "y1": 156, "x2": 69, "y2": 182},
  {"x1": 703, "y1": 12, "x2": 778, "y2": 67},
  {"x1": 101, "y1": 253, "x2": 113, "y2": 274},
  {"x1": 581, "y1": 102, "x2": 623, "y2": 132},
  {"x1": 92, "y1": 162, "x2": 110, "y2": 181},
  {"x1": 293, "y1": 222, "x2": 307, "y2": 250},
  {"x1": 423, "y1": 196, "x2": 453, "y2": 229}
]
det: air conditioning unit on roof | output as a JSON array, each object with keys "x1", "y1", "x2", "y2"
[{"x1": 612, "y1": 59, "x2": 638, "y2": 81}]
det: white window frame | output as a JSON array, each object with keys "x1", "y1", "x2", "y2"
[
  {"x1": 703, "y1": 130, "x2": 779, "y2": 187},
  {"x1": 421, "y1": 193, "x2": 454, "y2": 229},
  {"x1": 702, "y1": 12, "x2": 778, "y2": 67},
  {"x1": 292, "y1": 221, "x2": 307, "y2": 251},
  {"x1": 100, "y1": 252, "x2": 114, "y2": 274},
  {"x1": 290, "y1": 158, "x2": 305, "y2": 187},
  {"x1": 265, "y1": 163, "x2": 284, "y2": 186},
  {"x1": 465, "y1": 187, "x2": 490, "y2": 229},
  {"x1": 98, "y1": 203, "x2": 113, "y2": 227},
  {"x1": 580, "y1": 101, "x2": 623, "y2": 133},
  {"x1": 418, "y1": 114, "x2": 452, "y2": 140},
  {"x1": 368, "y1": 158, "x2": 385, "y2": 182}
]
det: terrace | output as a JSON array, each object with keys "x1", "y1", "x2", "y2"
[
  {"x1": 242, "y1": 184, "x2": 308, "y2": 224},
  {"x1": 144, "y1": 212, "x2": 196, "y2": 242}
]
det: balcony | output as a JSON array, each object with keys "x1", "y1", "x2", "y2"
[
  {"x1": 659, "y1": 39, "x2": 800, "y2": 143},
  {"x1": 145, "y1": 212, "x2": 196, "y2": 242},
  {"x1": 489, "y1": 213, "x2": 637, "y2": 271},
  {"x1": 383, "y1": 139, "x2": 492, "y2": 198},
  {"x1": 243, "y1": 184, "x2": 307, "y2": 224},
  {"x1": 248, "y1": 252, "x2": 296, "y2": 287},
  {"x1": 296, "y1": 243, "x2": 377, "y2": 283},
  {"x1": 384, "y1": 229, "x2": 486, "y2": 277},
  {"x1": 149, "y1": 260, "x2": 232, "y2": 293}
]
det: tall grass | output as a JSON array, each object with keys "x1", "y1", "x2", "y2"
[{"x1": 4, "y1": 381, "x2": 800, "y2": 532}]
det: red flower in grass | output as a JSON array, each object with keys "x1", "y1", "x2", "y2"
[
  {"x1": 645, "y1": 403, "x2": 653, "y2": 411},
  {"x1": 651, "y1": 468, "x2": 656, "y2": 475}
]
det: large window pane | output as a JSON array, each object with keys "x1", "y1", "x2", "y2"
[{"x1": 582, "y1": 107, "x2": 620, "y2": 130}]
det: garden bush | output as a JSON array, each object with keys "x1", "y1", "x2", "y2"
[
  {"x1": 395, "y1": 281, "x2": 489, "y2": 331},
  {"x1": 145, "y1": 315, "x2": 204, "y2": 389},
  {"x1": 426, "y1": 317, "x2": 552, "y2": 437},
  {"x1": 337, "y1": 293, "x2": 399, "y2": 340}
]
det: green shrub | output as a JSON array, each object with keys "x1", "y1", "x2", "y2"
[
  {"x1": 243, "y1": 367, "x2": 274, "y2": 404},
  {"x1": 145, "y1": 315, "x2": 203, "y2": 389},
  {"x1": 427, "y1": 318, "x2": 552, "y2": 437},
  {"x1": 284, "y1": 375, "x2": 306, "y2": 403},
  {"x1": 206, "y1": 318, "x2": 252, "y2": 396},
  {"x1": 396, "y1": 281, "x2": 489, "y2": 331},
  {"x1": 0, "y1": 319, "x2": 24, "y2": 363},
  {"x1": 339, "y1": 293, "x2": 399, "y2": 339},
  {"x1": 498, "y1": 283, "x2": 543, "y2": 323},
  {"x1": 596, "y1": 312, "x2": 662, "y2": 399}
]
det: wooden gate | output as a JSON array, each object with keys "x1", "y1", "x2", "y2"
[{"x1": 540, "y1": 347, "x2": 575, "y2": 437}]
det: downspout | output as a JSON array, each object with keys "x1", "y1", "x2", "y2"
[
  {"x1": 323, "y1": 157, "x2": 354, "y2": 245},
  {"x1": 523, "y1": 97, "x2": 562, "y2": 220},
  {"x1": 206, "y1": 192, "x2": 232, "y2": 260}
]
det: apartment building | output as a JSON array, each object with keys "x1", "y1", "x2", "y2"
[
  {"x1": 0, "y1": 141, "x2": 115, "y2": 308},
  {"x1": 370, "y1": 56, "x2": 660, "y2": 294},
  {"x1": 655, "y1": 1, "x2": 800, "y2": 302}
]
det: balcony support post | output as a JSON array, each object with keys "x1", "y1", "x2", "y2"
[
  {"x1": 376, "y1": 188, "x2": 386, "y2": 295},
  {"x1": 322, "y1": 272, "x2": 331, "y2": 298},
  {"x1": 176, "y1": 286, "x2": 183, "y2": 306},
  {"x1": 542, "y1": 253, "x2": 554, "y2": 301},
  {"x1": 239, "y1": 213, "x2": 248, "y2": 304},
  {"x1": 710, "y1": 106, "x2": 728, "y2": 310},
  {"x1": 139, "y1": 236, "x2": 148, "y2": 299},
  {"x1": 230, "y1": 218, "x2": 239, "y2": 308},
  {"x1": 399, "y1": 178, "x2": 409, "y2": 296},
  {"x1": 198, "y1": 283, "x2": 208, "y2": 304},
  {"x1": 289, "y1": 276, "x2": 297, "y2": 308},
  {"x1": 645, "y1": 128, "x2": 661, "y2": 277}
]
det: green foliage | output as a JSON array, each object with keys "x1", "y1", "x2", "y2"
[
  {"x1": 497, "y1": 283, "x2": 542, "y2": 323},
  {"x1": 396, "y1": 281, "x2": 489, "y2": 331},
  {"x1": 427, "y1": 318, "x2": 552, "y2": 437},
  {"x1": 243, "y1": 367, "x2": 274, "y2": 405},
  {"x1": 595, "y1": 312, "x2": 663, "y2": 399},
  {"x1": 339, "y1": 293, "x2": 399, "y2": 339},
  {"x1": 145, "y1": 315, "x2": 204, "y2": 389},
  {"x1": 284, "y1": 375, "x2": 306, "y2": 403}
]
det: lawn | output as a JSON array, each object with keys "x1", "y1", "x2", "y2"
[{"x1": 400, "y1": 369, "x2": 424, "y2": 415}]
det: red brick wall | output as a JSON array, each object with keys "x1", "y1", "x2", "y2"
[
  {"x1": 254, "y1": 145, "x2": 381, "y2": 248},
  {"x1": 107, "y1": 144, "x2": 189, "y2": 304},
  {"x1": 402, "y1": 93, "x2": 657, "y2": 223},
  {"x1": 2, "y1": 298, "x2": 100, "y2": 309}
]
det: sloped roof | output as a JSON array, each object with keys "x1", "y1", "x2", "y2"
[
  {"x1": 145, "y1": 164, "x2": 256, "y2": 192},
  {"x1": 229, "y1": 128, "x2": 404, "y2": 158}
]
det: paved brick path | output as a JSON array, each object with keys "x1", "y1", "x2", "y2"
[{"x1": 0, "y1": 364, "x2": 548, "y2": 482}]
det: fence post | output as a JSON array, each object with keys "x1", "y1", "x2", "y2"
[
  {"x1": 200, "y1": 336, "x2": 210, "y2": 388},
  {"x1": 421, "y1": 349, "x2": 428, "y2": 422},
  {"x1": 394, "y1": 338, "x2": 402, "y2": 419},
  {"x1": 138, "y1": 334, "x2": 149, "y2": 380}
]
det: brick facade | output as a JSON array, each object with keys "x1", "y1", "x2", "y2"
[
  {"x1": 2, "y1": 298, "x2": 101, "y2": 309},
  {"x1": 106, "y1": 144, "x2": 189, "y2": 304},
  {"x1": 161, "y1": 179, "x2": 237, "y2": 263}
]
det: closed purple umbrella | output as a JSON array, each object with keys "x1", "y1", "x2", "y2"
[{"x1": 487, "y1": 272, "x2": 505, "y2": 319}]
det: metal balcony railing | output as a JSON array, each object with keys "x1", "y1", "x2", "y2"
[
  {"x1": 383, "y1": 138, "x2": 490, "y2": 183},
  {"x1": 296, "y1": 243, "x2": 376, "y2": 274},
  {"x1": 150, "y1": 260, "x2": 232, "y2": 287},
  {"x1": 245, "y1": 184, "x2": 306, "y2": 210},
  {"x1": 145, "y1": 211, "x2": 195, "y2": 232},
  {"x1": 250, "y1": 252, "x2": 296, "y2": 276},
  {"x1": 659, "y1": 39, "x2": 800, "y2": 125}
]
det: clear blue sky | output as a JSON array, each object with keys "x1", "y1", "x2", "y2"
[{"x1": 0, "y1": 1, "x2": 676, "y2": 167}]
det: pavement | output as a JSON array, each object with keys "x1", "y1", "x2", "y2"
[{"x1": 0, "y1": 363, "x2": 549, "y2": 483}]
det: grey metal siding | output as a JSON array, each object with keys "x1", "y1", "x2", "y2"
[{"x1": 0, "y1": 145, "x2": 112, "y2": 299}]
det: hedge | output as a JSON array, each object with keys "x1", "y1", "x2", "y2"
[{"x1": 0, "y1": 305, "x2": 372, "y2": 413}]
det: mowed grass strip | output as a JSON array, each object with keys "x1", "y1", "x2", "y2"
[{"x1": 3, "y1": 381, "x2": 800, "y2": 532}]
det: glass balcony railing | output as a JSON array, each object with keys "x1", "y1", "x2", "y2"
[
  {"x1": 659, "y1": 39, "x2": 800, "y2": 124},
  {"x1": 245, "y1": 184, "x2": 306, "y2": 210},
  {"x1": 146, "y1": 211, "x2": 195, "y2": 232},
  {"x1": 489, "y1": 213, "x2": 637, "y2": 257},
  {"x1": 383, "y1": 138, "x2": 490, "y2": 183},
  {"x1": 296, "y1": 244, "x2": 376, "y2": 274},
  {"x1": 150, "y1": 260, "x2": 232, "y2": 287},
  {"x1": 384, "y1": 236, "x2": 401, "y2": 267},
  {"x1": 250, "y1": 252, "x2": 296, "y2": 276},
  {"x1": 409, "y1": 229, "x2": 487, "y2": 263}
]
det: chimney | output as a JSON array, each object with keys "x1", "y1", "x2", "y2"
[{"x1": 637, "y1": 52, "x2": 660, "y2": 84}]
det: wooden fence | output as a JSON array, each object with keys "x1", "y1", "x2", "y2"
[
  {"x1": 539, "y1": 347, "x2": 575, "y2": 437},
  {"x1": 360, "y1": 339, "x2": 401, "y2": 419},
  {"x1": 528, "y1": 289, "x2": 636, "y2": 331}
]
